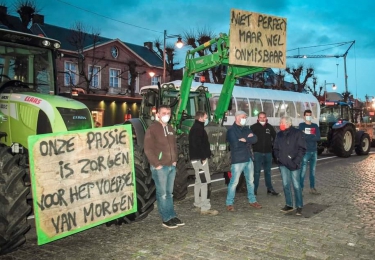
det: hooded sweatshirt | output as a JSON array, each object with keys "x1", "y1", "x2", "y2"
[
  {"x1": 250, "y1": 121, "x2": 276, "y2": 153},
  {"x1": 144, "y1": 121, "x2": 178, "y2": 168}
]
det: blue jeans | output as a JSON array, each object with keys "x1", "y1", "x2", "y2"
[
  {"x1": 300, "y1": 152, "x2": 317, "y2": 189},
  {"x1": 151, "y1": 165, "x2": 177, "y2": 222},
  {"x1": 279, "y1": 166, "x2": 303, "y2": 208},
  {"x1": 226, "y1": 159, "x2": 257, "y2": 206},
  {"x1": 253, "y1": 152, "x2": 273, "y2": 192}
]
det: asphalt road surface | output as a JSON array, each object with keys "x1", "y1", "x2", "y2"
[{"x1": 3, "y1": 149, "x2": 375, "y2": 260}]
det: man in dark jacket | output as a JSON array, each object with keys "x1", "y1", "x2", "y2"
[
  {"x1": 274, "y1": 116, "x2": 306, "y2": 216},
  {"x1": 226, "y1": 111, "x2": 261, "y2": 211},
  {"x1": 189, "y1": 111, "x2": 218, "y2": 216},
  {"x1": 251, "y1": 112, "x2": 279, "y2": 196}
]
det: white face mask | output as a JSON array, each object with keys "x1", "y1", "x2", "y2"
[
  {"x1": 240, "y1": 118, "x2": 247, "y2": 126},
  {"x1": 161, "y1": 115, "x2": 170, "y2": 123},
  {"x1": 305, "y1": 116, "x2": 312, "y2": 121},
  {"x1": 204, "y1": 119, "x2": 209, "y2": 126},
  {"x1": 259, "y1": 121, "x2": 266, "y2": 126}
]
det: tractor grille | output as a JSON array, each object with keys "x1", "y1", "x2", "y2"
[
  {"x1": 319, "y1": 123, "x2": 330, "y2": 138},
  {"x1": 205, "y1": 125, "x2": 227, "y2": 151}
]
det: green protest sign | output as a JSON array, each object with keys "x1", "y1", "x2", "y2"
[{"x1": 28, "y1": 125, "x2": 136, "y2": 245}]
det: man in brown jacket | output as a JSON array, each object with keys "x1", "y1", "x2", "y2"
[{"x1": 144, "y1": 105, "x2": 184, "y2": 229}]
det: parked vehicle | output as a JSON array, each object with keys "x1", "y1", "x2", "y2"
[
  {"x1": 318, "y1": 100, "x2": 372, "y2": 157},
  {"x1": 124, "y1": 33, "x2": 268, "y2": 200},
  {"x1": 0, "y1": 28, "x2": 152, "y2": 254}
]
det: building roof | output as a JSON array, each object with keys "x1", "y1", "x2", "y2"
[
  {"x1": 122, "y1": 41, "x2": 163, "y2": 68},
  {"x1": 0, "y1": 14, "x2": 32, "y2": 33},
  {"x1": 30, "y1": 22, "x2": 163, "y2": 68}
]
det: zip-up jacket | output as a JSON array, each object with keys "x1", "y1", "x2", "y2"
[
  {"x1": 227, "y1": 123, "x2": 258, "y2": 164},
  {"x1": 273, "y1": 127, "x2": 306, "y2": 171},
  {"x1": 250, "y1": 122, "x2": 276, "y2": 153},
  {"x1": 298, "y1": 122, "x2": 321, "y2": 152},
  {"x1": 189, "y1": 120, "x2": 212, "y2": 161},
  {"x1": 144, "y1": 121, "x2": 178, "y2": 168}
]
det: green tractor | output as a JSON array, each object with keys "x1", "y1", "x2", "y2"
[
  {"x1": 0, "y1": 28, "x2": 157, "y2": 254},
  {"x1": 318, "y1": 100, "x2": 371, "y2": 157},
  {"x1": 125, "y1": 33, "x2": 265, "y2": 200},
  {"x1": 0, "y1": 28, "x2": 94, "y2": 254}
]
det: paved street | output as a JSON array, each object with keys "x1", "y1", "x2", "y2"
[{"x1": 3, "y1": 151, "x2": 375, "y2": 260}]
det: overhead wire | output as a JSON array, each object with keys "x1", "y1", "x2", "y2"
[{"x1": 55, "y1": 0, "x2": 163, "y2": 34}]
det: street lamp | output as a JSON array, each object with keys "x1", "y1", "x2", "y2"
[
  {"x1": 163, "y1": 30, "x2": 183, "y2": 83},
  {"x1": 365, "y1": 94, "x2": 375, "y2": 109},
  {"x1": 324, "y1": 80, "x2": 336, "y2": 101}
]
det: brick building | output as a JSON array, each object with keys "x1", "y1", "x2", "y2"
[
  {"x1": 29, "y1": 14, "x2": 164, "y2": 96},
  {"x1": 0, "y1": 7, "x2": 170, "y2": 126}
]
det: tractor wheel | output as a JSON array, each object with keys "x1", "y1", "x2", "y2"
[
  {"x1": 317, "y1": 147, "x2": 325, "y2": 155},
  {"x1": 355, "y1": 133, "x2": 371, "y2": 155},
  {"x1": 106, "y1": 145, "x2": 155, "y2": 226},
  {"x1": 173, "y1": 156, "x2": 189, "y2": 201},
  {"x1": 331, "y1": 125, "x2": 355, "y2": 158},
  {"x1": 0, "y1": 147, "x2": 31, "y2": 255}
]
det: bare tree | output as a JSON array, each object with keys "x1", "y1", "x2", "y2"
[
  {"x1": 271, "y1": 70, "x2": 287, "y2": 90},
  {"x1": 153, "y1": 39, "x2": 179, "y2": 81},
  {"x1": 182, "y1": 27, "x2": 223, "y2": 83},
  {"x1": 67, "y1": 22, "x2": 108, "y2": 94},
  {"x1": 284, "y1": 63, "x2": 314, "y2": 92},
  {"x1": 118, "y1": 60, "x2": 147, "y2": 97},
  {"x1": 14, "y1": 0, "x2": 38, "y2": 28},
  {"x1": 341, "y1": 91, "x2": 352, "y2": 102}
]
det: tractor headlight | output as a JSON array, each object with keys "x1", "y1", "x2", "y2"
[
  {"x1": 42, "y1": 40, "x2": 51, "y2": 46},
  {"x1": 53, "y1": 42, "x2": 61, "y2": 49}
]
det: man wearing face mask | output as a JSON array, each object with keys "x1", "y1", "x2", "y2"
[
  {"x1": 226, "y1": 110, "x2": 261, "y2": 211},
  {"x1": 274, "y1": 116, "x2": 306, "y2": 216},
  {"x1": 189, "y1": 111, "x2": 219, "y2": 216},
  {"x1": 144, "y1": 105, "x2": 184, "y2": 229},
  {"x1": 250, "y1": 112, "x2": 279, "y2": 196},
  {"x1": 299, "y1": 109, "x2": 321, "y2": 195}
]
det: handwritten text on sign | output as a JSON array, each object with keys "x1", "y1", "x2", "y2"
[
  {"x1": 229, "y1": 9, "x2": 287, "y2": 69},
  {"x1": 28, "y1": 125, "x2": 136, "y2": 245}
]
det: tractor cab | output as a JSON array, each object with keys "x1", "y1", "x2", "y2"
[{"x1": 140, "y1": 81, "x2": 211, "y2": 134}]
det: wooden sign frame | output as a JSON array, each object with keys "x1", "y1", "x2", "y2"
[
  {"x1": 229, "y1": 8, "x2": 287, "y2": 69},
  {"x1": 28, "y1": 125, "x2": 136, "y2": 245}
]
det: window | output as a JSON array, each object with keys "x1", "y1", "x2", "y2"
[
  {"x1": 310, "y1": 102, "x2": 318, "y2": 119},
  {"x1": 151, "y1": 76, "x2": 160, "y2": 85},
  {"x1": 249, "y1": 99, "x2": 262, "y2": 116},
  {"x1": 262, "y1": 99, "x2": 274, "y2": 117},
  {"x1": 228, "y1": 97, "x2": 236, "y2": 116},
  {"x1": 295, "y1": 101, "x2": 305, "y2": 119},
  {"x1": 89, "y1": 65, "x2": 100, "y2": 88},
  {"x1": 284, "y1": 101, "x2": 296, "y2": 117},
  {"x1": 210, "y1": 96, "x2": 219, "y2": 113},
  {"x1": 274, "y1": 100, "x2": 285, "y2": 117},
  {"x1": 64, "y1": 61, "x2": 78, "y2": 86},
  {"x1": 236, "y1": 98, "x2": 249, "y2": 115},
  {"x1": 109, "y1": 68, "x2": 121, "y2": 88}
]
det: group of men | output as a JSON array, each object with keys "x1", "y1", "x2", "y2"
[{"x1": 144, "y1": 105, "x2": 321, "y2": 229}]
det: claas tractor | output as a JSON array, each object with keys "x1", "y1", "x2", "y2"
[{"x1": 0, "y1": 28, "x2": 94, "y2": 254}]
